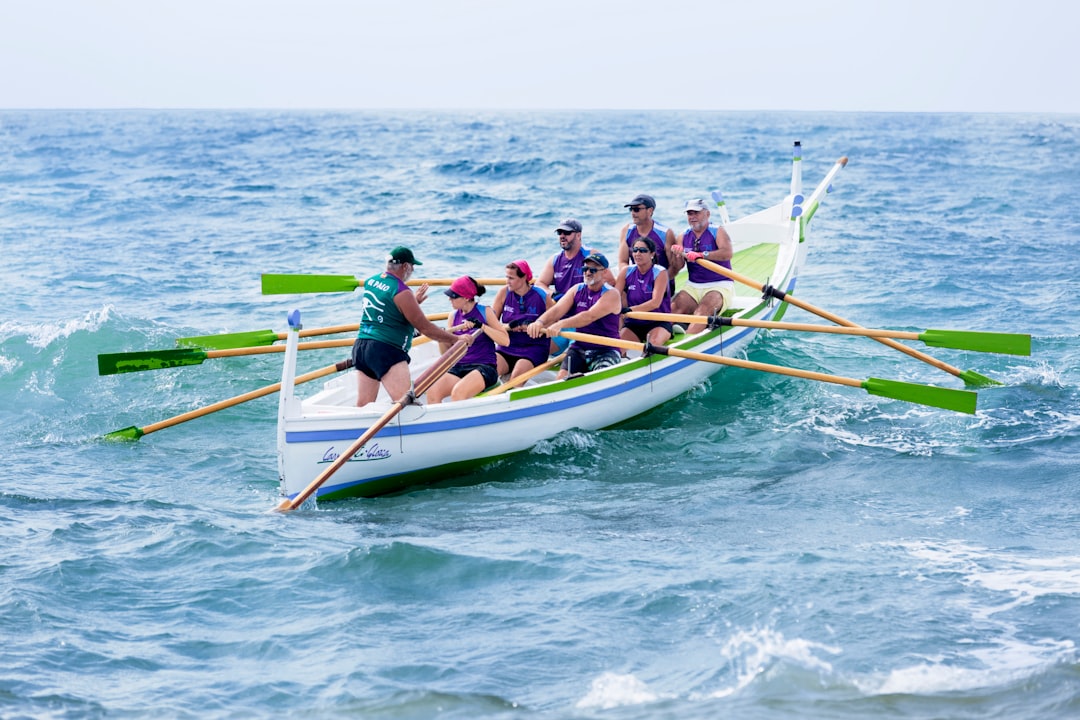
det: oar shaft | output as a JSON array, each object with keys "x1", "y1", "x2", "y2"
[
  {"x1": 479, "y1": 352, "x2": 567, "y2": 396},
  {"x1": 693, "y1": 257, "x2": 979, "y2": 382},
  {"x1": 206, "y1": 338, "x2": 354, "y2": 359},
  {"x1": 626, "y1": 311, "x2": 924, "y2": 341},
  {"x1": 125, "y1": 360, "x2": 352, "y2": 438},
  {"x1": 277, "y1": 332, "x2": 475, "y2": 511}
]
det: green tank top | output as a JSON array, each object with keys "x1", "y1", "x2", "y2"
[{"x1": 357, "y1": 272, "x2": 413, "y2": 353}]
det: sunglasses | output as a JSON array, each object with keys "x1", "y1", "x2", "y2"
[
  {"x1": 582, "y1": 266, "x2": 601, "y2": 274},
  {"x1": 631, "y1": 247, "x2": 651, "y2": 254},
  {"x1": 556, "y1": 230, "x2": 575, "y2": 236},
  {"x1": 628, "y1": 205, "x2": 646, "y2": 212},
  {"x1": 446, "y1": 291, "x2": 461, "y2": 299}
]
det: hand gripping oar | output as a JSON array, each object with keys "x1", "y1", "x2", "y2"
[
  {"x1": 692, "y1": 257, "x2": 1002, "y2": 387},
  {"x1": 176, "y1": 313, "x2": 450, "y2": 349},
  {"x1": 261, "y1": 274, "x2": 504, "y2": 295},
  {"x1": 478, "y1": 352, "x2": 567, "y2": 396},
  {"x1": 103, "y1": 358, "x2": 354, "y2": 441},
  {"x1": 558, "y1": 331, "x2": 977, "y2": 414},
  {"x1": 275, "y1": 331, "x2": 477, "y2": 512},
  {"x1": 624, "y1": 311, "x2": 1031, "y2": 356}
]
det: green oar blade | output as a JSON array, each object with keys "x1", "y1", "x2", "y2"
[
  {"x1": 176, "y1": 329, "x2": 280, "y2": 349},
  {"x1": 958, "y1": 369, "x2": 1002, "y2": 388},
  {"x1": 104, "y1": 426, "x2": 145, "y2": 441},
  {"x1": 97, "y1": 348, "x2": 208, "y2": 375},
  {"x1": 862, "y1": 377, "x2": 977, "y2": 414},
  {"x1": 261, "y1": 273, "x2": 361, "y2": 294},
  {"x1": 920, "y1": 329, "x2": 1031, "y2": 356}
]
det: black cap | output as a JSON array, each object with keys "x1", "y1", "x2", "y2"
[
  {"x1": 624, "y1": 194, "x2": 656, "y2": 209},
  {"x1": 555, "y1": 218, "x2": 582, "y2": 233}
]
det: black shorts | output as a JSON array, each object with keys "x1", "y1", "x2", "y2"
[
  {"x1": 623, "y1": 321, "x2": 673, "y2": 342},
  {"x1": 448, "y1": 362, "x2": 499, "y2": 389},
  {"x1": 563, "y1": 346, "x2": 621, "y2": 376},
  {"x1": 351, "y1": 338, "x2": 410, "y2": 380}
]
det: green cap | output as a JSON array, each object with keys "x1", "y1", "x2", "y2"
[{"x1": 388, "y1": 246, "x2": 422, "y2": 265}]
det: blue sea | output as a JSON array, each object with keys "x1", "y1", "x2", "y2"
[{"x1": 2, "y1": 110, "x2": 1078, "y2": 719}]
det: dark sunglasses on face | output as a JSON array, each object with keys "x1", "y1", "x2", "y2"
[
  {"x1": 631, "y1": 247, "x2": 651, "y2": 254},
  {"x1": 446, "y1": 291, "x2": 461, "y2": 299},
  {"x1": 556, "y1": 230, "x2": 574, "y2": 236},
  {"x1": 582, "y1": 267, "x2": 601, "y2": 274},
  {"x1": 628, "y1": 205, "x2": 646, "y2": 212}
]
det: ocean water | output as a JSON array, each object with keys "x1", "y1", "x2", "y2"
[{"x1": 2, "y1": 110, "x2": 1078, "y2": 719}]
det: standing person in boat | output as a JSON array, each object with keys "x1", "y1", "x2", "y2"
[
  {"x1": 492, "y1": 259, "x2": 553, "y2": 381},
  {"x1": 527, "y1": 252, "x2": 622, "y2": 378},
  {"x1": 353, "y1": 246, "x2": 471, "y2": 407},
  {"x1": 615, "y1": 194, "x2": 677, "y2": 293},
  {"x1": 615, "y1": 236, "x2": 673, "y2": 347},
  {"x1": 427, "y1": 276, "x2": 510, "y2": 404},
  {"x1": 669, "y1": 198, "x2": 735, "y2": 334}
]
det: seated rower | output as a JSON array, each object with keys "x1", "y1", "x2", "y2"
[
  {"x1": 668, "y1": 198, "x2": 735, "y2": 334},
  {"x1": 427, "y1": 276, "x2": 510, "y2": 404},
  {"x1": 492, "y1": 259, "x2": 553, "y2": 381},
  {"x1": 527, "y1": 252, "x2": 622, "y2": 379},
  {"x1": 615, "y1": 236, "x2": 672, "y2": 348}
]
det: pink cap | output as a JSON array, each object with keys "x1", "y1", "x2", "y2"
[
  {"x1": 445, "y1": 276, "x2": 478, "y2": 299},
  {"x1": 510, "y1": 259, "x2": 533, "y2": 282}
]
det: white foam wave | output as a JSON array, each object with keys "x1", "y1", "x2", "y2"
[
  {"x1": 576, "y1": 672, "x2": 658, "y2": 710},
  {"x1": 708, "y1": 626, "x2": 840, "y2": 699},
  {"x1": 0, "y1": 305, "x2": 114, "y2": 348}
]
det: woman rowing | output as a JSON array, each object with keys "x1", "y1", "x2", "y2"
[
  {"x1": 615, "y1": 236, "x2": 672, "y2": 347},
  {"x1": 427, "y1": 276, "x2": 510, "y2": 404},
  {"x1": 492, "y1": 260, "x2": 553, "y2": 381}
]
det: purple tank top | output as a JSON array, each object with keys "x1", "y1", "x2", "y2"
[
  {"x1": 452, "y1": 304, "x2": 496, "y2": 366},
  {"x1": 568, "y1": 283, "x2": 620, "y2": 350},
  {"x1": 497, "y1": 286, "x2": 550, "y2": 362},
  {"x1": 625, "y1": 224, "x2": 669, "y2": 269},
  {"x1": 623, "y1": 265, "x2": 671, "y2": 322},
  {"x1": 551, "y1": 247, "x2": 592, "y2": 300},
  {"x1": 682, "y1": 226, "x2": 733, "y2": 284}
]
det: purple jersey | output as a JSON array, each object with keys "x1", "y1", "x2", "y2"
[
  {"x1": 622, "y1": 265, "x2": 671, "y2": 324},
  {"x1": 451, "y1": 304, "x2": 496, "y2": 366},
  {"x1": 682, "y1": 226, "x2": 734, "y2": 284},
  {"x1": 625, "y1": 223, "x2": 670, "y2": 270},
  {"x1": 497, "y1": 286, "x2": 550, "y2": 366},
  {"x1": 567, "y1": 282, "x2": 620, "y2": 350},
  {"x1": 550, "y1": 246, "x2": 593, "y2": 300}
]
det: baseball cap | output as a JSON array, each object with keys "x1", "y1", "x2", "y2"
[
  {"x1": 684, "y1": 198, "x2": 710, "y2": 212},
  {"x1": 388, "y1": 246, "x2": 422, "y2": 265},
  {"x1": 583, "y1": 252, "x2": 609, "y2": 269},
  {"x1": 555, "y1": 218, "x2": 582, "y2": 233},
  {"x1": 624, "y1": 194, "x2": 656, "y2": 209}
]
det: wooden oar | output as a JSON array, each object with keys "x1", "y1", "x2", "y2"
[
  {"x1": 478, "y1": 352, "x2": 567, "y2": 396},
  {"x1": 103, "y1": 358, "x2": 354, "y2": 441},
  {"x1": 261, "y1": 273, "x2": 504, "y2": 295},
  {"x1": 176, "y1": 313, "x2": 449, "y2": 349},
  {"x1": 559, "y1": 331, "x2": 977, "y2": 414},
  {"x1": 275, "y1": 332, "x2": 477, "y2": 512},
  {"x1": 99, "y1": 338, "x2": 355, "y2": 375},
  {"x1": 692, "y1": 257, "x2": 1001, "y2": 387},
  {"x1": 625, "y1": 311, "x2": 1031, "y2": 356}
]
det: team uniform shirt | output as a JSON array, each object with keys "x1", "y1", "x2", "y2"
[
  {"x1": 624, "y1": 223, "x2": 670, "y2": 271},
  {"x1": 451, "y1": 304, "x2": 497, "y2": 367},
  {"x1": 496, "y1": 286, "x2": 551, "y2": 366},
  {"x1": 550, "y1": 247, "x2": 594, "y2": 300},
  {"x1": 681, "y1": 226, "x2": 734, "y2": 285},
  {"x1": 358, "y1": 272, "x2": 413, "y2": 352},
  {"x1": 566, "y1": 282, "x2": 620, "y2": 351},
  {"x1": 622, "y1": 265, "x2": 671, "y2": 328}
]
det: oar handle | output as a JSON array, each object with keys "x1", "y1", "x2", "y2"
[{"x1": 276, "y1": 331, "x2": 478, "y2": 512}]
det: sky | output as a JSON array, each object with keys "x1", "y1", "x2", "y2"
[{"x1": 0, "y1": 0, "x2": 1075, "y2": 113}]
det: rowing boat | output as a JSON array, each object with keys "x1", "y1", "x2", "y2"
[{"x1": 276, "y1": 143, "x2": 848, "y2": 502}]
